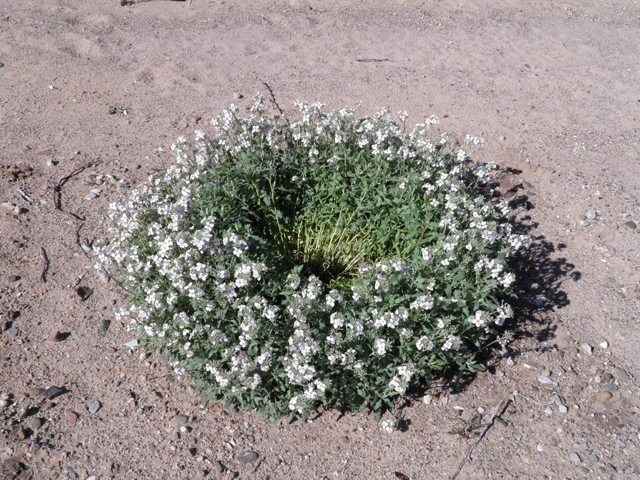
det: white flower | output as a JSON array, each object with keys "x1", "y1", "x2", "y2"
[
  {"x1": 374, "y1": 338, "x2": 387, "y2": 356},
  {"x1": 381, "y1": 418, "x2": 396, "y2": 433},
  {"x1": 416, "y1": 336, "x2": 434, "y2": 351}
]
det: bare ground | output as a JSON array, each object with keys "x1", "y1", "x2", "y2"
[{"x1": 1, "y1": 0, "x2": 640, "y2": 479}]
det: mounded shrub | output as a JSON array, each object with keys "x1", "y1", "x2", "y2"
[{"x1": 95, "y1": 95, "x2": 529, "y2": 422}]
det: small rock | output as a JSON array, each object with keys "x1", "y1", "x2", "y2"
[
  {"x1": 85, "y1": 192, "x2": 97, "y2": 200},
  {"x1": 17, "y1": 426, "x2": 27, "y2": 440},
  {"x1": 65, "y1": 411, "x2": 79, "y2": 424},
  {"x1": 7, "y1": 327, "x2": 18, "y2": 336},
  {"x1": 0, "y1": 399, "x2": 8, "y2": 408},
  {"x1": 170, "y1": 415, "x2": 188, "y2": 427},
  {"x1": 590, "y1": 454, "x2": 599, "y2": 463},
  {"x1": 537, "y1": 375, "x2": 553, "y2": 384},
  {"x1": 42, "y1": 386, "x2": 66, "y2": 400},
  {"x1": 86, "y1": 476, "x2": 100, "y2": 480},
  {"x1": 600, "y1": 383, "x2": 618, "y2": 392},
  {"x1": 28, "y1": 387, "x2": 44, "y2": 397},
  {"x1": 7, "y1": 275, "x2": 20, "y2": 282},
  {"x1": 31, "y1": 418, "x2": 43, "y2": 429},
  {"x1": 75, "y1": 286, "x2": 93, "y2": 300},
  {"x1": 599, "y1": 341, "x2": 609, "y2": 349},
  {"x1": 31, "y1": 442, "x2": 41, "y2": 451},
  {"x1": 623, "y1": 220, "x2": 636, "y2": 230},
  {"x1": 423, "y1": 395, "x2": 432, "y2": 405},
  {"x1": 558, "y1": 405, "x2": 568, "y2": 413},
  {"x1": 49, "y1": 331, "x2": 64, "y2": 342},
  {"x1": 214, "y1": 461, "x2": 225, "y2": 474},
  {"x1": 537, "y1": 444, "x2": 544, "y2": 452},
  {"x1": 123, "y1": 339, "x2": 138, "y2": 349},
  {"x1": 613, "y1": 367, "x2": 631, "y2": 381},
  {"x1": 586, "y1": 210, "x2": 597, "y2": 220},
  {"x1": 581, "y1": 343, "x2": 593, "y2": 355},
  {"x1": 533, "y1": 299, "x2": 544, "y2": 308},
  {"x1": 570, "y1": 452, "x2": 582, "y2": 463},
  {"x1": 88, "y1": 400, "x2": 102, "y2": 414},
  {"x1": 595, "y1": 391, "x2": 613, "y2": 403},
  {"x1": 236, "y1": 450, "x2": 259, "y2": 464},
  {"x1": 98, "y1": 319, "x2": 111, "y2": 334},
  {"x1": 62, "y1": 466, "x2": 78, "y2": 478},
  {"x1": 132, "y1": 164, "x2": 141, "y2": 170}
]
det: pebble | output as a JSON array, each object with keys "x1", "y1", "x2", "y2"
[
  {"x1": 7, "y1": 275, "x2": 20, "y2": 282},
  {"x1": 85, "y1": 192, "x2": 97, "y2": 201},
  {"x1": 214, "y1": 461, "x2": 225, "y2": 474},
  {"x1": 62, "y1": 466, "x2": 78, "y2": 478},
  {"x1": 7, "y1": 327, "x2": 18, "y2": 336},
  {"x1": 614, "y1": 367, "x2": 631, "y2": 381},
  {"x1": 17, "y1": 426, "x2": 27, "y2": 440},
  {"x1": 123, "y1": 339, "x2": 138, "y2": 349},
  {"x1": 595, "y1": 391, "x2": 612, "y2": 403},
  {"x1": 599, "y1": 341, "x2": 609, "y2": 349},
  {"x1": 88, "y1": 400, "x2": 102, "y2": 414},
  {"x1": 98, "y1": 319, "x2": 111, "y2": 334},
  {"x1": 28, "y1": 387, "x2": 44, "y2": 397},
  {"x1": 590, "y1": 454, "x2": 599, "y2": 463},
  {"x1": 86, "y1": 476, "x2": 100, "y2": 480},
  {"x1": 0, "y1": 400, "x2": 8, "y2": 408},
  {"x1": 31, "y1": 418, "x2": 43, "y2": 429},
  {"x1": 133, "y1": 164, "x2": 142, "y2": 170},
  {"x1": 537, "y1": 444, "x2": 544, "y2": 452},
  {"x1": 170, "y1": 415, "x2": 188, "y2": 427},
  {"x1": 570, "y1": 452, "x2": 582, "y2": 463},
  {"x1": 586, "y1": 209, "x2": 597, "y2": 220},
  {"x1": 623, "y1": 220, "x2": 637, "y2": 229},
  {"x1": 65, "y1": 411, "x2": 79, "y2": 424},
  {"x1": 537, "y1": 375, "x2": 553, "y2": 384},
  {"x1": 581, "y1": 343, "x2": 593, "y2": 355},
  {"x1": 579, "y1": 220, "x2": 591, "y2": 227},
  {"x1": 600, "y1": 383, "x2": 618, "y2": 392},
  {"x1": 236, "y1": 450, "x2": 259, "y2": 464},
  {"x1": 31, "y1": 442, "x2": 41, "y2": 451},
  {"x1": 49, "y1": 331, "x2": 64, "y2": 342},
  {"x1": 558, "y1": 405, "x2": 568, "y2": 413},
  {"x1": 42, "y1": 386, "x2": 65, "y2": 400},
  {"x1": 533, "y1": 299, "x2": 544, "y2": 308}
]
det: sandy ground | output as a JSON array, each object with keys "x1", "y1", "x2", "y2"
[{"x1": 1, "y1": 0, "x2": 640, "y2": 479}]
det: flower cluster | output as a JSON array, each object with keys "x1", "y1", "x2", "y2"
[{"x1": 95, "y1": 97, "x2": 528, "y2": 421}]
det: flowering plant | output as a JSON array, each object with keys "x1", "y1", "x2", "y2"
[{"x1": 95, "y1": 95, "x2": 529, "y2": 421}]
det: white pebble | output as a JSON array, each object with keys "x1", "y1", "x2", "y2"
[
  {"x1": 581, "y1": 343, "x2": 593, "y2": 355},
  {"x1": 537, "y1": 444, "x2": 544, "y2": 452},
  {"x1": 599, "y1": 341, "x2": 609, "y2": 349},
  {"x1": 477, "y1": 407, "x2": 485, "y2": 414},
  {"x1": 423, "y1": 395, "x2": 432, "y2": 405}
]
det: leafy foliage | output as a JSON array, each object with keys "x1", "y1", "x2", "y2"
[{"x1": 95, "y1": 96, "x2": 529, "y2": 421}]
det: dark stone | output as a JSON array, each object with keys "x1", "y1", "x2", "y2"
[
  {"x1": 7, "y1": 275, "x2": 20, "y2": 282},
  {"x1": 98, "y1": 319, "x2": 111, "y2": 334},
  {"x1": 42, "y1": 386, "x2": 66, "y2": 400},
  {"x1": 624, "y1": 220, "x2": 637, "y2": 230},
  {"x1": 75, "y1": 286, "x2": 93, "y2": 300}
]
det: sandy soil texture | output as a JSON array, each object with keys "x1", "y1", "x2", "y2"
[{"x1": 1, "y1": 0, "x2": 640, "y2": 479}]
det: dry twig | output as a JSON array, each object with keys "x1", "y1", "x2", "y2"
[
  {"x1": 39, "y1": 247, "x2": 49, "y2": 283},
  {"x1": 54, "y1": 161, "x2": 98, "y2": 220},
  {"x1": 513, "y1": 390, "x2": 555, "y2": 407},
  {"x1": 450, "y1": 399, "x2": 508, "y2": 480},
  {"x1": 17, "y1": 188, "x2": 33, "y2": 204},
  {"x1": 356, "y1": 58, "x2": 392, "y2": 63},
  {"x1": 262, "y1": 82, "x2": 285, "y2": 117}
]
